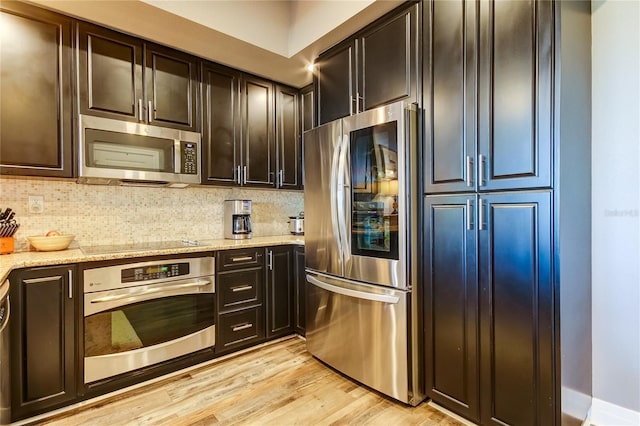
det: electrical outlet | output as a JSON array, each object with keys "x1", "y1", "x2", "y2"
[{"x1": 28, "y1": 195, "x2": 44, "y2": 214}]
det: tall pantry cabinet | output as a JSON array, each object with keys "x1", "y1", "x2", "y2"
[{"x1": 422, "y1": 1, "x2": 591, "y2": 425}]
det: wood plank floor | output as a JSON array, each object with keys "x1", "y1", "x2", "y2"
[{"x1": 35, "y1": 336, "x2": 464, "y2": 426}]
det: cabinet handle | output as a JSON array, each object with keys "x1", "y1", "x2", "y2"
[
  {"x1": 232, "y1": 323, "x2": 253, "y2": 332},
  {"x1": 278, "y1": 170, "x2": 284, "y2": 188},
  {"x1": 243, "y1": 166, "x2": 247, "y2": 185},
  {"x1": 350, "y1": 96, "x2": 356, "y2": 115},
  {"x1": 466, "y1": 156, "x2": 474, "y2": 187},
  {"x1": 232, "y1": 256, "x2": 253, "y2": 262},
  {"x1": 138, "y1": 99, "x2": 144, "y2": 121},
  {"x1": 357, "y1": 93, "x2": 363, "y2": 113},
  {"x1": 466, "y1": 199, "x2": 474, "y2": 230},
  {"x1": 231, "y1": 285, "x2": 253, "y2": 292},
  {"x1": 268, "y1": 250, "x2": 273, "y2": 271},
  {"x1": 68, "y1": 270, "x2": 73, "y2": 299},
  {"x1": 235, "y1": 166, "x2": 241, "y2": 185},
  {"x1": 478, "y1": 154, "x2": 486, "y2": 187},
  {"x1": 147, "y1": 100, "x2": 153, "y2": 123},
  {"x1": 479, "y1": 198, "x2": 486, "y2": 231}
]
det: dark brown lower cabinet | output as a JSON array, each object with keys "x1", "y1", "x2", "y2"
[
  {"x1": 265, "y1": 246, "x2": 293, "y2": 338},
  {"x1": 8, "y1": 265, "x2": 77, "y2": 422},
  {"x1": 216, "y1": 250, "x2": 265, "y2": 354},
  {"x1": 424, "y1": 191, "x2": 552, "y2": 425},
  {"x1": 293, "y1": 245, "x2": 305, "y2": 335}
]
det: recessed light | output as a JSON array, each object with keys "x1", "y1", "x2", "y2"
[{"x1": 306, "y1": 64, "x2": 315, "y2": 72}]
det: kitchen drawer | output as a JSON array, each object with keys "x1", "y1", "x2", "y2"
[
  {"x1": 217, "y1": 268, "x2": 263, "y2": 311},
  {"x1": 217, "y1": 248, "x2": 264, "y2": 271},
  {"x1": 218, "y1": 307, "x2": 265, "y2": 352}
]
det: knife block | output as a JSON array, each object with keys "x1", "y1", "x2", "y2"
[{"x1": 0, "y1": 237, "x2": 14, "y2": 254}]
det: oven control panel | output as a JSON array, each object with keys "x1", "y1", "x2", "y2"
[{"x1": 122, "y1": 262, "x2": 190, "y2": 283}]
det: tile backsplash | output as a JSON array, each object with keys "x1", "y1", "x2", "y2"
[{"x1": 0, "y1": 177, "x2": 303, "y2": 251}]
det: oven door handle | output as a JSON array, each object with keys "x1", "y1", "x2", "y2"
[{"x1": 89, "y1": 279, "x2": 213, "y2": 305}]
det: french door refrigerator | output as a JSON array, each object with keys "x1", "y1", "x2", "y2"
[{"x1": 304, "y1": 100, "x2": 424, "y2": 406}]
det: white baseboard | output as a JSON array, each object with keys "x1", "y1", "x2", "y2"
[{"x1": 591, "y1": 398, "x2": 640, "y2": 425}]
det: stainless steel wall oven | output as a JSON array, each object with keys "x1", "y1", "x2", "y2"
[{"x1": 82, "y1": 256, "x2": 215, "y2": 383}]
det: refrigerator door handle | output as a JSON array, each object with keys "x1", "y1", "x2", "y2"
[
  {"x1": 336, "y1": 134, "x2": 350, "y2": 258},
  {"x1": 307, "y1": 274, "x2": 400, "y2": 304},
  {"x1": 330, "y1": 135, "x2": 343, "y2": 253}
]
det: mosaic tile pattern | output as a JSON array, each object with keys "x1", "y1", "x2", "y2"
[{"x1": 0, "y1": 177, "x2": 303, "y2": 251}]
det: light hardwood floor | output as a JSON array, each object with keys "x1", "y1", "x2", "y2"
[{"x1": 35, "y1": 336, "x2": 464, "y2": 426}]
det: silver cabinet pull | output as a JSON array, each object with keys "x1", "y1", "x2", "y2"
[
  {"x1": 350, "y1": 96, "x2": 355, "y2": 115},
  {"x1": 232, "y1": 323, "x2": 253, "y2": 332},
  {"x1": 267, "y1": 250, "x2": 273, "y2": 271},
  {"x1": 147, "y1": 100, "x2": 153, "y2": 123},
  {"x1": 278, "y1": 169, "x2": 284, "y2": 188},
  {"x1": 478, "y1": 154, "x2": 486, "y2": 187},
  {"x1": 68, "y1": 269, "x2": 73, "y2": 299},
  {"x1": 243, "y1": 165, "x2": 247, "y2": 184},
  {"x1": 236, "y1": 165, "x2": 241, "y2": 185},
  {"x1": 232, "y1": 256, "x2": 253, "y2": 262},
  {"x1": 231, "y1": 285, "x2": 253, "y2": 292},
  {"x1": 138, "y1": 99, "x2": 144, "y2": 121},
  {"x1": 466, "y1": 199, "x2": 473, "y2": 230},
  {"x1": 357, "y1": 93, "x2": 364, "y2": 113},
  {"x1": 479, "y1": 198, "x2": 486, "y2": 231},
  {"x1": 466, "y1": 156, "x2": 474, "y2": 187}
]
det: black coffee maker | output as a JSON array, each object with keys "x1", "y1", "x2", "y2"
[{"x1": 224, "y1": 200, "x2": 252, "y2": 239}]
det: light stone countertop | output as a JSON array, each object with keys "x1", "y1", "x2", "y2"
[{"x1": 0, "y1": 235, "x2": 304, "y2": 284}]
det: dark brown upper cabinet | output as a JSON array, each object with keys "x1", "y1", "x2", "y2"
[
  {"x1": 202, "y1": 63, "x2": 301, "y2": 189},
  {"x1": 315, "y1": 2, "x2": 420, "y2": 125},
  {"x1": 0, "y1": 2, "x2": 73, "y2": 177},
  {"x1": 201, "y1": 62, "x2": 241, "y2": 186},
  {"x1": 78, "y1": 22, "x2": 198, "y2": 132},
  {"x1": 275, "y1": 84, "x2": 301, "y2": 189},
  {"x1": 424, "y1": 0, "x2": 552, "y2": 194},
  {"x1": 242, "y1": 75, "x2": 275, "y2": 187}
]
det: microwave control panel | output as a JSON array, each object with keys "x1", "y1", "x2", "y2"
[{"x1": 181, "y1": 142, "x2": 198, "y2": 174}]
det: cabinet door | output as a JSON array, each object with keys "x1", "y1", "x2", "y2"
[
  {"x1": 266, "y1": 246, "x2": 293, "y2": 338},
  {"x1": 300, "y1": 84, "x2": 315, "y2": 188},
  {"x1": 424, "y1": 0, "x2": 477, "y2": 194},
  {"x1": 424, "y1": 194, "x2": 479, "y2": 422},
  {"x1": 145, "y1": 43, "x2": 198, "y2": 131},
  {"x1": 201, "y1": 62, "x2": 241, "y2": 185},
  {"x1": 77, "y1": 22, "x2": 144, "y2": 122},
  {"x1": 478, "y1": 191, "x2": 553, "y2": 426},
  {"x1": 293, "y1": 245, "x2": 305, "y2": 335},
  {"x1": 0, "y1": 2, "x2": 73, "y2": 177},
  {"x1": 276, "y1": 84, "x2": 301, "y2": 189},
  {"x1": 9, "y1": 266, "x2": 76, "y2": 421},
  {"x1": 359, "y1": 2, "x2": 419, "y2": 111},
  {"x1": 478, "y1": 0, "x2": 553, "y2": 191},
  {"x1": 242, "y1": 75, "x2": 275, "y2": 187},
  {"x1": 315, "y1": 39, "x2": 355, "y2": 125}
]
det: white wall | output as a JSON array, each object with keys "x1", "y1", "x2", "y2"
[{"x1": 591, "y1": 0, "x2": 640, "y2": 422}]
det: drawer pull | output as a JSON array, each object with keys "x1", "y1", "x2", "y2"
[
  {"x1": 232, "y1": 323, "x2": 253, "y2": 332},
  {"x1": 231, "y1": 285, "x2": 253, "y2": 292},
  {"x1": 232, "y1": 256, "x2": 253, "y2": 262}
]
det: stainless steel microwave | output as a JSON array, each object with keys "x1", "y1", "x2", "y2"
[{"x1": 78, "y1": 115, "x2": 201, "y2": 187}]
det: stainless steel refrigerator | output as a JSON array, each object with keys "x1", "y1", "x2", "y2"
[{"x1": 304, "y1": 100, "x2": 424, "y2": 406}]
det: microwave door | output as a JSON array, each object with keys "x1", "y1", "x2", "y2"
[{"x1": 303, "y1": 120, "x2": 344, "y2": 278}]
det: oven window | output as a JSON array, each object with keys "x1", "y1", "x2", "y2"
[{"x1": 85, "y1": 294, "x2": 215, "y2": 357}]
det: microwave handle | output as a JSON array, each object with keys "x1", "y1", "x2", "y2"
[{"x1": 174, "y1": 140, "x2": 182, "y2": 173}]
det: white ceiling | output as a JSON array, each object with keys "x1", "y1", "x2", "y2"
[{"x1": 29, "y1": 0, "x2": 403, "y2": 87}]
